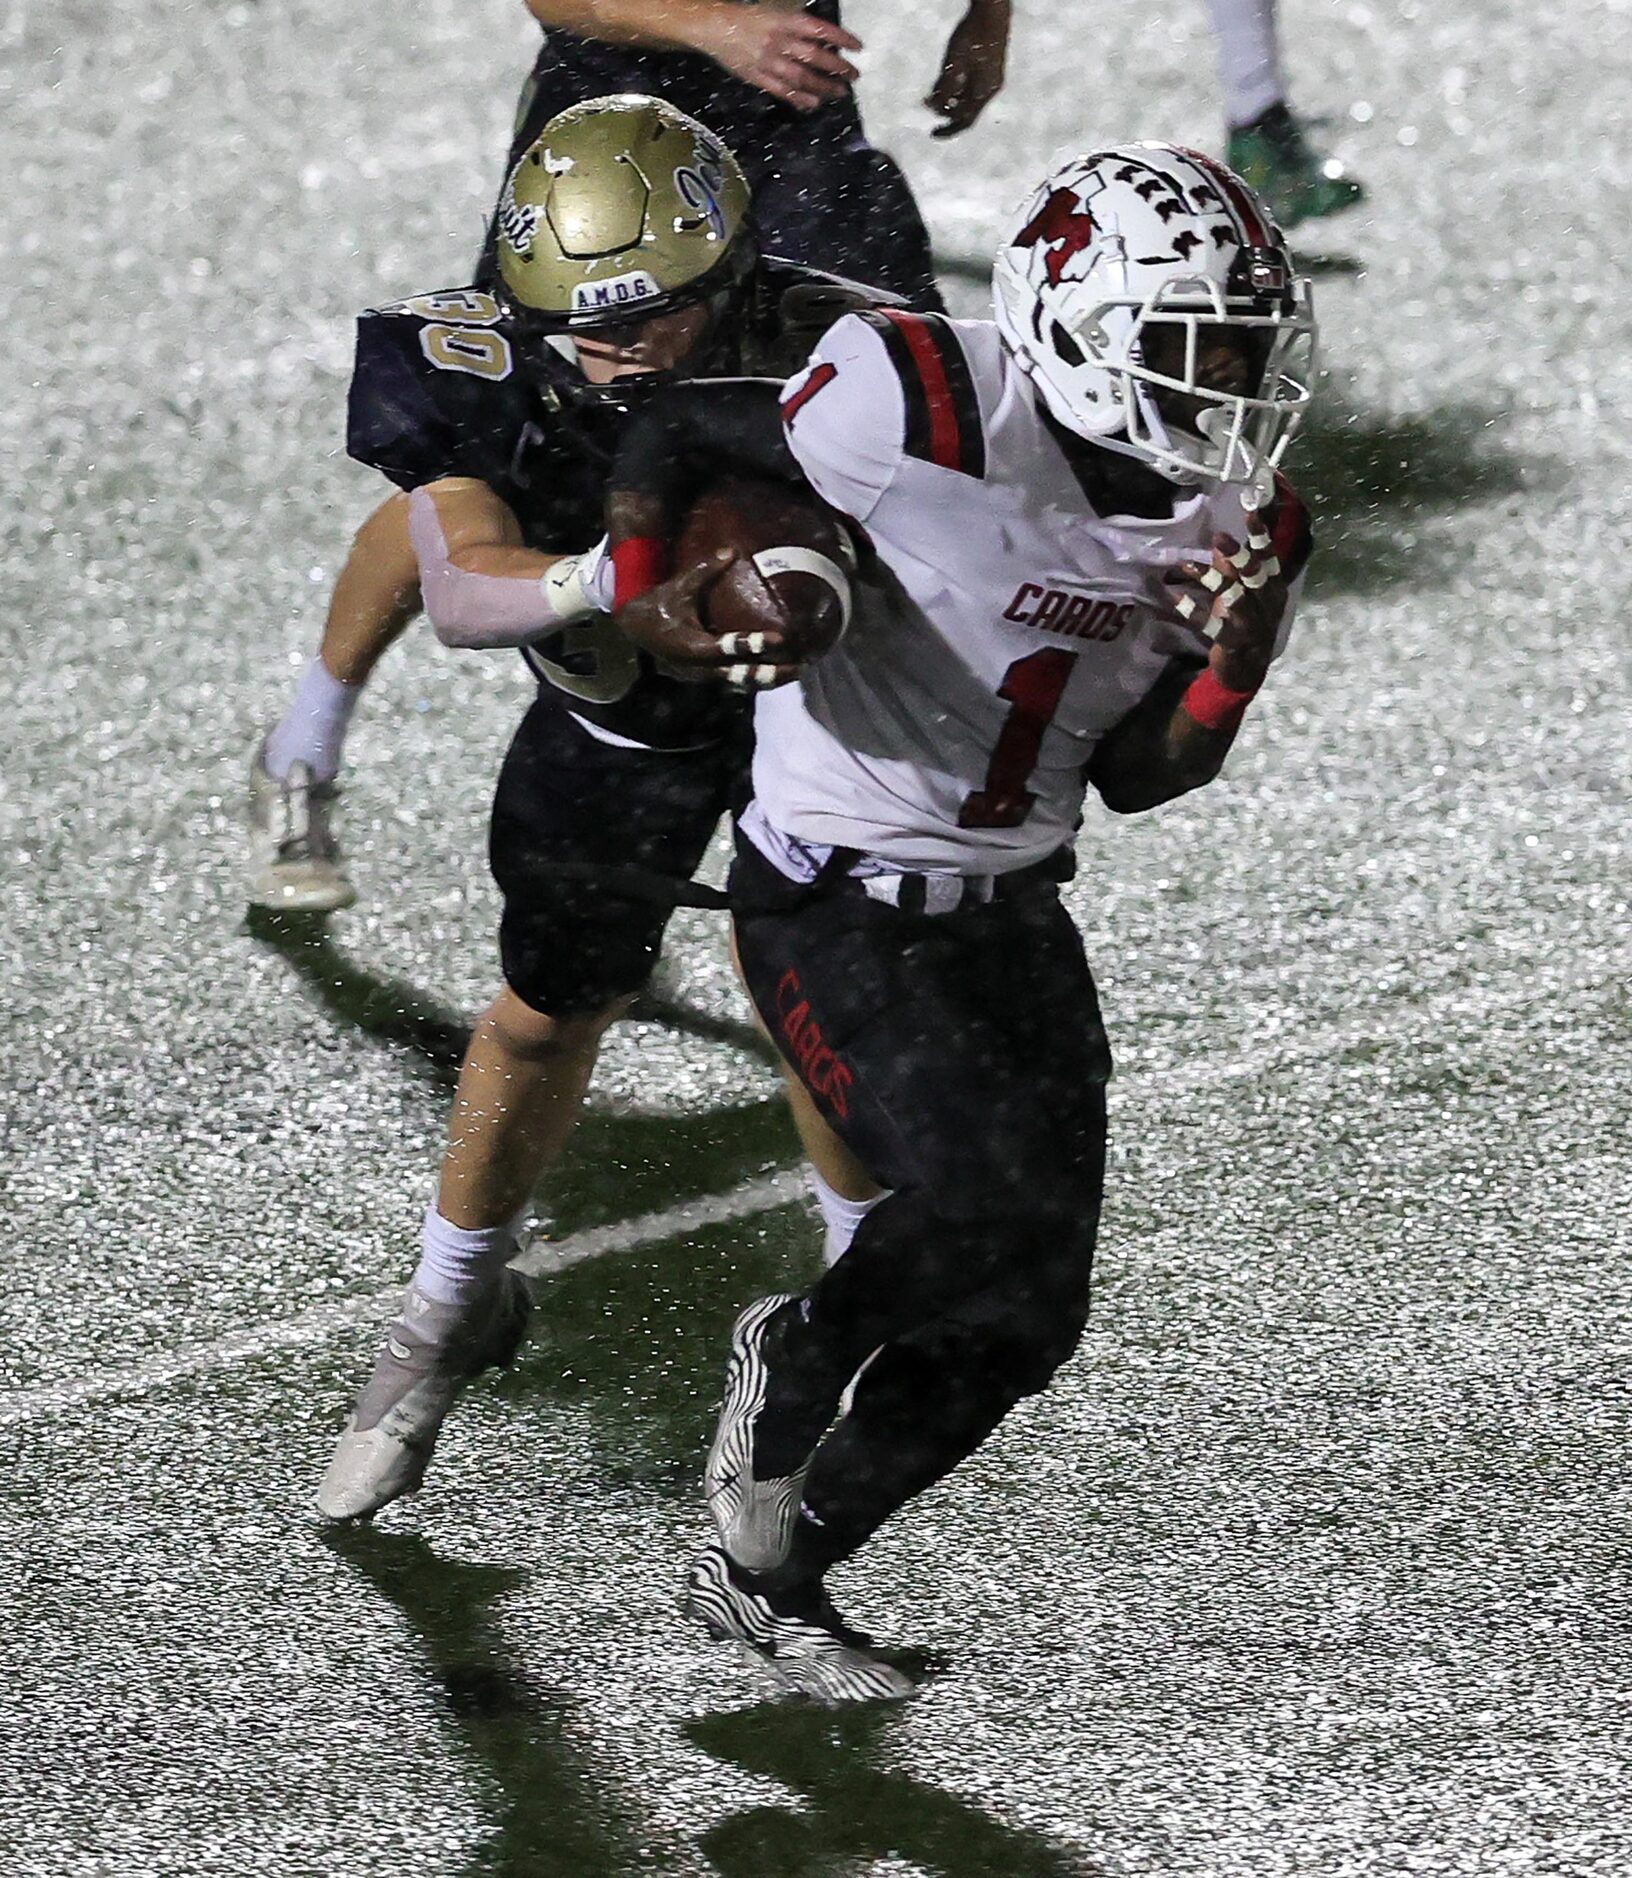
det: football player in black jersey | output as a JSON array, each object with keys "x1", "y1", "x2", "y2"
[
  {"x1": 496, "y1": 0, "x2": 985, "y2": 303},
  {"x1": 315, "y1": 96, "x2": 890, "y2": 1523},
  {"x1": 247, "y1": 5, "x2": 951, "y2": 917}
]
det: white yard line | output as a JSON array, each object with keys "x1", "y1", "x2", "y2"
[
  {"x1": 0, "y1": 966, "x2": 1610, "y2": 1428},
  {"x1": 0, "y1": 1172, "x2": 808, "y2": 1428}
]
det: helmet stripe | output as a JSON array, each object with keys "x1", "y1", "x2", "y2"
[{"x1": 1172, "y1": 146, "x2": 1273, "y2": 248}]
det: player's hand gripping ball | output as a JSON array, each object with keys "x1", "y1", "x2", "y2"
[
  {"x1": 1164, "y1": 501, "x2": 1288, "y2": 694},
  {"x1": 619, "y1": 480, "x2": 855, "y2": 690}
]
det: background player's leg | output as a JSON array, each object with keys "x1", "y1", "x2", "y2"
[
  {"x1": 1209, "y1": 0, "x2": 1286, "y2": 131},
  {"x1": 434, "y1": 987, "x2": 626, "y2": 1235},
  {"x1": 1210, "y1": 0, "x2": 1366, "y2": 226},
  {"x1": 308, "y1": 491, "x2": 423, "y2": 690},
  {"x1": 319, "y1": 701, "x2": 737, "y2": 1520},
  {"x1": 746, "y1": 109, "x2": 945, "y2": 312},
  {"x1": 262, "y1": 493, "x2": 420, "y2": 775},
  {"x1": 319, "y1": 991, "x2": 638, "y2": 1523},
  {"x1": 250, "y1": 493, "x2": 422, "y2": 912}
]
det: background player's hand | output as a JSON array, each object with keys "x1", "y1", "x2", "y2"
[
  {"x1": 690, "y1": 4, "x2": 861, "y2": 111},
  {"x1": 615, "y1": 548, "x2": 800, "y2": 689},
  {"x1": 925, "y1": 0, "x2": 1010, "y2": 137},
  {"x1": 1164, "y1": 506, "x2": 1289, "y2": 693}
]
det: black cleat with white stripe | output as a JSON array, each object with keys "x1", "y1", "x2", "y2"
[
  {"x1": 684, "y1": 1545, "x2": 917, "y2": 1706},
  {"x1": 705, "y1": 1293, "x2": 815, "y2": 1571}
]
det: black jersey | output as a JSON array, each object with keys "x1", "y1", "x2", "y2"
[
  {"x1": 525, "y1": 2, "x2": 850, "y2": 144},
  {"x1": 481, "y1": 5, "x2": 941, "y2": 312},
  {"x1": 346, "y1": 264, "x2": 893, "y2": 748}
]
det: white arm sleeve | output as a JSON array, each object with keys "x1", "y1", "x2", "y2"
[
  {"x1": 779, "y1": 314, "x2": 907, "y2": 525},
  {"x1": 407, "y1": 487, "x2": 612, "y2": 649}
]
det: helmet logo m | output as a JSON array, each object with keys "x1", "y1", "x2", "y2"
[{"x1": 1013, "y1": 188, "x2": 1096, "y2": 287}]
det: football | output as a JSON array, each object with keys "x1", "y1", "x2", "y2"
[{"x1": 675, "y1": 478, "x2": 855, "y2": 663}]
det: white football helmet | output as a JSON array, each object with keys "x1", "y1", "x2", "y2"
[{"x1": 993, "y1": 143, "x2": 1316, "y2": 489}]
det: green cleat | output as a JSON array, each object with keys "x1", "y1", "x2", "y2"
[{"x1": 1227, "y1": 103, "x2": 1366, "y2": 228}]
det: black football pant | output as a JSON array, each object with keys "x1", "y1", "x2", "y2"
[{"x1": 729, "y1": 838, "x2": 1111, "y2": 1577}]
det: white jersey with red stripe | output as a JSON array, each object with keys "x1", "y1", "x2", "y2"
[{"x1": 749, "y1": 308, "x2": 1310, "y2": 875}]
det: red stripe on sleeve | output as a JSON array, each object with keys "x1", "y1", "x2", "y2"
[
  {"x1": 880, "y1": 310, "x2": 962, "y2": 473},
  {"x1": 780, "y1": 361, "x2": 837, "y2": 427}
]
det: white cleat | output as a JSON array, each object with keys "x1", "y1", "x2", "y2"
[
  {"x1": 317, "y1": 1272, "x2": 531, "y2": 1522},
  {"x1": 248, "y1": 746, "x2": 356, "y2": 913},
  {"x1": 684, "y1": 1546, "x2": 917, "y2": 1707},
  {"x1": 705, "y1": 1293, "x2": 813, "y2": 1572}
]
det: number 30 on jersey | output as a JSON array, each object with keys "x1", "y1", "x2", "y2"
[{"x1": 403, "y1": 289, "x2": 514, "y2": 382}]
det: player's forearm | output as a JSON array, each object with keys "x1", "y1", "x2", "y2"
[
  {"x1": 1094, "y1": 712, "x2": 1237, "y2": 813},
  {"x1": 606, "y1": 379, "x2": 799, "y2": 547},
  {"x1": 523, "y1": 0, "x2": 723, "y2": 54},
  {"x1": 407, "y1": 485, "x2": 609, "y2": 648},
  {"x1": 1088, "y1": 661, "x2": 1259, "y2": 813}
]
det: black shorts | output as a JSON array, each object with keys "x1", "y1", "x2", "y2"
[
  {"x1": 479, "y1": 48, "x2": 943, "y2": 311},
  {"x1": 489, "y1": 690, "x2": 749, "y2": 1018}
]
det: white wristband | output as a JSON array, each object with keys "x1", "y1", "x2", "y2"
[{"x1": 540, "y1": 535, "x2": 614, "y2": 624}]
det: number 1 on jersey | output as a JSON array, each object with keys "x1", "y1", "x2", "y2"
[{"x1": 959, "y1": 648, "x2": 1077, "y2": 828}]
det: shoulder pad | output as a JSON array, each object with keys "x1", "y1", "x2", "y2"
[
  {"x1": 348, "y1": 286, "x2": 527, "y2": 490},
  {"x1": 361, "y1": 286, "x2": 516, "y2": 386}
]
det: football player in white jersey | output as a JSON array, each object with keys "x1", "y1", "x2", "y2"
[{"x1": 606, "y1": 142, "x2": 1316, "y2": 1703}]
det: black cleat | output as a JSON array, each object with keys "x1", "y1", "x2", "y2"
[{"x1": 683, "y1": 1545, "x2": 917, "y2": 1707}]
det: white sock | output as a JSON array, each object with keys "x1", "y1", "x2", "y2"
[
  {"x1": 1207, "y1": 0, "x2": 1286, "y2": 129},
  {"x1": 410, "y1": 1205, "x2": 526, "y2": 1307},
  {"x1": 806, "y1": 1165, "x2": 888, "y2": 1269},
  {"x1": 263, "y1": 657, "x2": 362, "y2": 783}
]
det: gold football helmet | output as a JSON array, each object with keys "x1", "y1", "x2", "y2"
[{"x1": 495, "y1": 94, "x2": 754, "y2": 332}]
